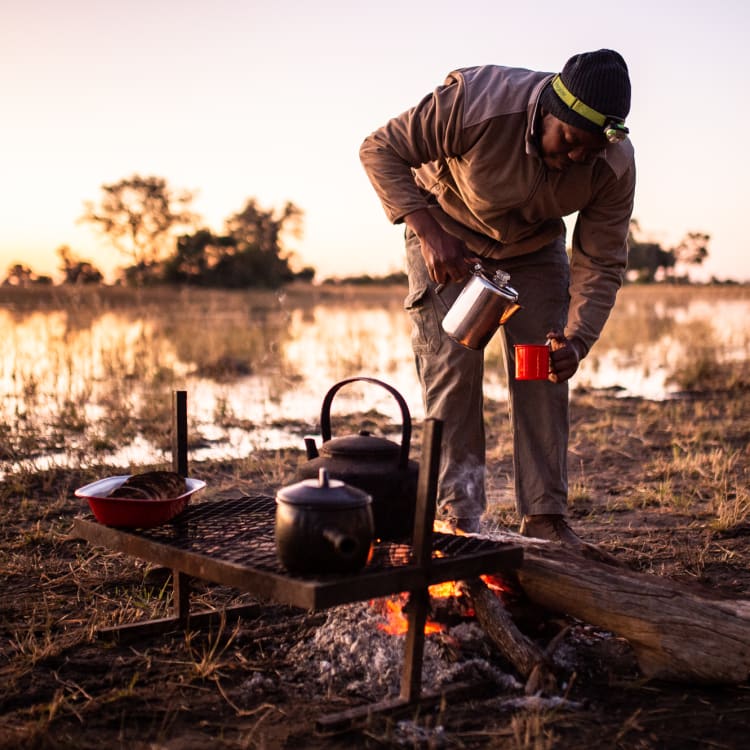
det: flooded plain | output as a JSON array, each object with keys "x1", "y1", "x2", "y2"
[{"x1": 2, "y1": 283, "x2": 748, "y2": 473}]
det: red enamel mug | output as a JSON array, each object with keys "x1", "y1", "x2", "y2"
[{"x1": 514, "y1": 343, "x2": 551, "y2": 381}]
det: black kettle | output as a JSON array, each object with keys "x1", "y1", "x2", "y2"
[{"x1": 297, "y1": 377, "x2": 419, "y2": 540}]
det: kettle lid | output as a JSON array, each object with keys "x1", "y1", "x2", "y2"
[
  {"x1": 277, "y1": 468, "x2": 372, "y2": 508},
  {"x1": 319, "y1": 431, "x2": 401, "y2": 461},
  {"x1": 475, "y1": 265, "x2": 519, "y2": 301}
]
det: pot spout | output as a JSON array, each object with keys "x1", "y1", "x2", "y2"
[
  {"x1": 322, "y1": 528, "x2": 362, "y2": 560},
  {"x1": 304, "y1": 436, "x2": 319, "y2": 459},
  {"x1": 499, "y1": 303, "x2": 522, "y2": 325}
]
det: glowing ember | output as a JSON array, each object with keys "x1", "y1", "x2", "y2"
[
  {"x1": 429, "y1": 580, "x2": 462, "y2": 599},
  {"x1": 480, "y1": 573, "x2": 514, "y2": 595}
]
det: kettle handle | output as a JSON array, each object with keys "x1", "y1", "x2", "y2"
[{"x1": 320, "y1": 376, "x2": 412, "y2": 469}]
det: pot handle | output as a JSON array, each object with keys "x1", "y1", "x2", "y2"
[{"x1": 319, "y1": 376, "x2": 412, "y2": 469}]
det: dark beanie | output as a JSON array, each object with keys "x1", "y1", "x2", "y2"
[{"x1": 540, "y1": 49, "x2": 631, "y2": 134}]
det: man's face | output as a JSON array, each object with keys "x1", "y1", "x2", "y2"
[{"x1": 538, "y1": 112, "x2": 607, "y2": 172}]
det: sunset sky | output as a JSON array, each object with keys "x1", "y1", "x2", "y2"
[{"x1": 3, "y1": 0, "x2": 749, "y2": 282}]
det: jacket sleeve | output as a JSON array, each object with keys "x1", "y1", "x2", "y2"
[
  {"x1": 566, "y1": 156, "x2": 636, "y2": 355},
  {"x1": 359, "y1": 74, "x2": 467, "y2": 224}
]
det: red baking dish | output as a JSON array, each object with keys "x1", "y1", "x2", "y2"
[{"x1": 75, "y1": 475, "x2": 206, "y2": 528}]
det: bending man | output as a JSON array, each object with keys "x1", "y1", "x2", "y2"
[{"x1": 360, "y1": 49, "x2": 635, "y2": 544}]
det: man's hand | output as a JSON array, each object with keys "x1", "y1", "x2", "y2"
[
  {"x1": 404, "y1": 208, "x2": 473, "y2": 284},
  {"x1": 547, "y1": 330, "x2": 584, "y2": 383}
]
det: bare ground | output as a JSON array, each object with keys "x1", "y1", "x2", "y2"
[{"x1": 2, "y1": 381, "x2": 750, "y2": 749}]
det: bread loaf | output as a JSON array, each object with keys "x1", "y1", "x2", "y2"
[{"x1": 109, "y1": 471, "x2": 186, "y2": 500}]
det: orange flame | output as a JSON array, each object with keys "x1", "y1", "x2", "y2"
[
  {"x1": 375, "y1": 593, "x2": 449, "y2": 636},
  {"x1": 373, "y1": 519, "x2": 512, "y2": 636},
  {"x1": 433, "y1": 519, "x2": 462, "y2": 535},
  {"x1": 374, "y1": 580, "x2": 468, "y2": 636},
  {"x1": 376, "y1": 596, "x2": 410, "y2": 635}
]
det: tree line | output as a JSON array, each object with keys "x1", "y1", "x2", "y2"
[
  {"x1": 2, "y1": 174, "x2": 713, "y2": 288},
  {"x1": 3, "y1": 175, "x2": 314, "y2": 289}
]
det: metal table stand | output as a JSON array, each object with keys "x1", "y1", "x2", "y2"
[{"x1": 72, "y1": 392, "x2": 523, "y2": 731}]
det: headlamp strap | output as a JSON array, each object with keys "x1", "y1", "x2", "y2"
[{"x1": 551, "y1": 74, "x2": 608, "y2": 128}]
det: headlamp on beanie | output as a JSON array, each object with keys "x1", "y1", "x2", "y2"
[{"x1": 551, "y1": 74, "x2": 629, "y2": 143}]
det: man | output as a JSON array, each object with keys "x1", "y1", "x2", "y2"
[{"x1": 359, "y1": 50, "x2": 635, "y2": 546}]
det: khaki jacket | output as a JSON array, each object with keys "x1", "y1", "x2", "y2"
[{"x1": 359, "y1": 64, "x2": 636, "y2": 354}]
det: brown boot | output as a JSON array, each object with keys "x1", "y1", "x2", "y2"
[
  {"x1": 519, "y1": 514, "x2": 586, "y2": 548},
  {"x1": 520, "y1": 514, "x2": 621, "y2": 565}
]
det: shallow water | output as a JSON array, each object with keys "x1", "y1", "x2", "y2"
[{"x1": 2, "y1": 285, "x2": 748, "y2": 472}]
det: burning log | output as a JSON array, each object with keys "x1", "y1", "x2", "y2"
[
  {"x1": 463, "y1": 578, "x2": 557, "y2": 695},
  {"x1": 474, "y1": 531, "x2": 750, "y2": 684}
]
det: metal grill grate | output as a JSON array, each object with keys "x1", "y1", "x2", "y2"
[{"x1": 134, "y1": 495, "x2": 512, "y2": 579}]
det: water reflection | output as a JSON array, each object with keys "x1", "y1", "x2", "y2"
[
  {"x1": 579, "y1": 291, "x2": 750, "y2": 397},
  {"x1": 1, "y1": 285, "x2": 748, "y2": 472}
]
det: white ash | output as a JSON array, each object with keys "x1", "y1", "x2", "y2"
[
  {"x1": 389, "y1": 720, "x2": 448, "y2": 748},
  {"x1": 286, "y1": 601, "x2": 521, "y2": 700},
  {"x1": 240, "y1": 672, "x2": 279, "y2": 698}
]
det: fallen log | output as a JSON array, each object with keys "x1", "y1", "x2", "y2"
[{"x1": 475, "y1": 531, "x2": 750, "y2": 684}]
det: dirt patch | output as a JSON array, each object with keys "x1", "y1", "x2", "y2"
[{"x1": 2, "y1": 386, "x2": 749, "y2": 749}]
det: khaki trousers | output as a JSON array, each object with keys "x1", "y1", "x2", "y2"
[{"x1": 404, "y1": 229, "x2": 571, "y2": 522}]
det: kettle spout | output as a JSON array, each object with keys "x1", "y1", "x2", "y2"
[
  {"x1": 499, "y1": 303, "x2": 522, "y2": 325},
  {"x1": 322, "y1": 528, "x2": 362, "y2": 561},
  {"x1": 304, "y1": 436, "x2": 319, "y2": 459}
]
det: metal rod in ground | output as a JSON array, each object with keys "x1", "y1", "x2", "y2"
[
  {"x1": 172, "y1": 569, "x2": 191, "y2": 624},
  {"x1": 316, "y1": 680, "x2": 495, "y2": 734},
  {"x1": 411, "y1": 417, "x2": 442, "y2": 568},
  {"x1": 399, "y1": 417, "x2": 443, "y2": 703},
  {"x1": 399, "y1": 587, "x2": 430, "y2": 703},
  {"x1": 172, "y1": 390, "x2": 188, "y2": 477}
]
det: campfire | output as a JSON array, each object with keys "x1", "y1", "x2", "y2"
[
  {"x1": 280, "y1": 514, "x2": 533, "y2": 706},
  {"x1": 287, "y1": 598, "x2": 524, "y2": 705},
  {"x1": 373, "y1": 572, "x2": 514, "y2": 637},
  {"x1": 373, "y1": 578, "x2": 467, "y2": 637},
  {"x1": 373, "y1": 519, "x2": 516, "y2": 638}
]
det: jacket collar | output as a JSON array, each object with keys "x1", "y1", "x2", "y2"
[{"x1": 525, "y1": 74, "x2": 552, "y2": 157}]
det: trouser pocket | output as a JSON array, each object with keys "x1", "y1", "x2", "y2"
[
  {"x1": 404, "y1": 229, "x2": 443, "y2": 355},
  {"x1": 404, "y1": 287, "x2": 443, "y2": 355}
]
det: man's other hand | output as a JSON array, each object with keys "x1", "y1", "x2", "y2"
[{"x1": 547, "y1": 330, "x2": 584, "y2": 383}]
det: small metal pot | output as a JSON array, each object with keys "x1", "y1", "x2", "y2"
[
  {"x1": 275, "y1": 468, "x2": 374, "y2": 575},
  {"x1": 441, "y1": 264, "x2": 521, "y2": 349}
]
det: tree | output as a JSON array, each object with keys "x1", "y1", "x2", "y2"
[
  {"x1": 626, "y1": 220, "x2": 710, "y2": 283},
  {"x1": 673, "y1": 231, "x2": 710, "y2": 268},
  {"x1": 57, "y1": 245, "x2": 104, "y2": 285},
  {"x1": 161, "y1": 229, "x2": 236, "y2": 285},
  {"x1": 2, "y1": 264, "x2": 53, "y2": 287},
  {"x1": 162, "y1": 199, "x2": 306, "y2": 288},
  {"x1": 225, "y1": 199, "x2": 303, "y2": 255},
  {"x1": 221, "y1": 199, "x2": 303, "y2": 287},
  {"x1": 79, "y1": 174, "x2": 197, "y2": 271}
]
